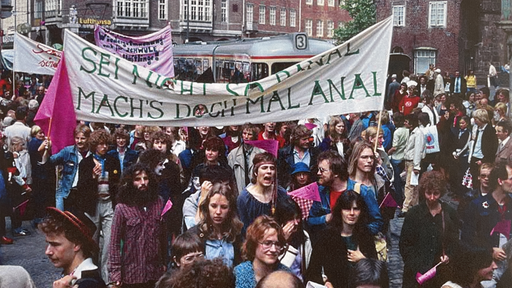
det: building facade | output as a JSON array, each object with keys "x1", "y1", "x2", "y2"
[
  {"x1": 0, "y1": 0, "x2": 350, "y2": 49},
  {"x1": 376, "y1": 0, "x2": 507, "y2": 84}
]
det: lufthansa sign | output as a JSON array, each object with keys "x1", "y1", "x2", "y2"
[{"x1": 79, "y1": 18, "x2": 112, "y2": 26}]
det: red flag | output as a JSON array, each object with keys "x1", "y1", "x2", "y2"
[
  {"x1": 34, "y1": 53, "x2": 76, "y2": 154},
  {"x1": 490, "y1": 219, "x2": 511, "y2": 240},
  {"x1": 379, "y1": 192, "x2": 398, "y2": 208},
  {"x1": 288, "y1": 182, "x2": 321, "y2": 202},
  {"x1": 244, "y1": 140, "x2": 279, "y2": 157}
]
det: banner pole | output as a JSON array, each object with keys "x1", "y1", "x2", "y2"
[{"x1": 374, "y1": 111, "x2": 383, "y2": 152}]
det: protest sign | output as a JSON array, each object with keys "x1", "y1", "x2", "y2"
[
  {"x1": 94, "y1": 25, "x2": 175, "y2": 77},
  {"x1": 13, "y1": 33, "x2": 62, "y2": 75}
]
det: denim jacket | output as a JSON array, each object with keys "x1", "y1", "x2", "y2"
[{"x1": 49, "y1": 145, "x2": 80, "y2": 199}]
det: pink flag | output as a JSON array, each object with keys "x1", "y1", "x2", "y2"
[
  {"x1": 245, "y1": 140, "x2": 279, "y2": 157},
  {"x1": 379, "y1": 192, "x2": 398, "y2": 208},
  {"x1": 161, "y1": 199, "x2": 173, "y2": 218},
  {"x1": 288, "y1": 182, "x2": 321, "y2": 202},
  {"x1": 490, "y1": 219, "x2": 511, "y2": 240},
  {"x1": 34, "y1": 53, "x2": 76, "y2": 154},
  {"x1": 304, "y1": 123, "x2": 318, "y2": 130}
]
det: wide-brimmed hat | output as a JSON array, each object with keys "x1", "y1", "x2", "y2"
[
  {"x1": 291, "y1": 162, "x2": 311, "y2": 175},
  {"x1": 45, "y1": 207, "x2": 98, "y2": 253}
]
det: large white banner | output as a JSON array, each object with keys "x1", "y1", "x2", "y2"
[
  {"x1": 63, "y1": 17, "x2": 392, "y2": 127},
  {"x1": 13, "y1": 33, "x2": 61, "y2": 75}
]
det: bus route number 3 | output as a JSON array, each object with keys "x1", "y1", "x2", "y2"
[{"x1": 295, "y1": 34, "x2": 308, "y2": 50}]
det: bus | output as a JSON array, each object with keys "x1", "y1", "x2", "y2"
[{"x1": 173, "y1": 33, "x2": 335, "y2": 83}]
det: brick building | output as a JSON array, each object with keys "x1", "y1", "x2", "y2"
[
  {"x1": 376, "y1": 0, "x2": 507, "y2": 84},
  {"x1": 0, "y1": 0, "x2": 351, "y2": 48}
]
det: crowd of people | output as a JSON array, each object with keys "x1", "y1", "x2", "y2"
[{"x1": 0, "y1": 66, "x2": 510, "y2": 288}]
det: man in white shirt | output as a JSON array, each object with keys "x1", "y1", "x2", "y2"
[{"x1": 4, "y1": 106, "x2": 31, "y2": 145}]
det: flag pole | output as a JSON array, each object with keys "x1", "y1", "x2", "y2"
[{"x1": 374, "y1": 111, "x2": 383, "y2": 153}]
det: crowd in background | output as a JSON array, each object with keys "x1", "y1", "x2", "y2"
[{"x1": 0, "y1": 65, "x2": 511, "y2": 288}]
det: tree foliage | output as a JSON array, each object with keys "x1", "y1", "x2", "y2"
[{"x1": 334, "y1": 0, "x2": 376, "y2": 44}]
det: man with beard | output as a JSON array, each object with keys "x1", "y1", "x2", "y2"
[
  {"x1": 307, "y1": 150, "x2": 349, "y2": 239},
  {"x1": 258, "y1": 122, "x2": 286, "y2": 148},
  {"x1": 278, "y1": 124, "x2": 319, "y2": 188},
  {"x1": 109, "y1": 163, "x2": 166, "y2": 288}
]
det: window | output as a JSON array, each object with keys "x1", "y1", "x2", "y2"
[
  {"x1": 259, "y1": 6, "x2": 266, "y2": 24},
  {"x1": 306, "y1": 0, "x2": 313, "y2": 5},
  {"x1": 116, "y1": 0, "x2": 149, "y2": 18},
  {"x1": 338, "y1": 21, "x2": 345, "y2": 28},
  {"x1": 316, "y1": 20, "x2": 324, "y2": 37},
  {"x1": 328, "y1": 0, "x2": 335, "y2": 7},
  {"x1": 270, "y1": 7, "x2": 276, "y2": 25},
  {"x1": 247, "y1": 4, "x2": 254, "y2": 24},
  {"x1": 158, "y1": 0, "x2": 167, "y2": 20},
  {"x1": 34, "y1": 1, "x2": 43, "y2": 19},
  {"x1": 183, "y1": 0, "x2": 211, "y2": 21},
  {"x1": 429, "y1": 1, "x2": 447, "y2": 27},
  {"x1": 221, "y1": 0, "x2": 227, "y2": 22},
  {"x1": 290, "y1": 9, "x2": 296, "y2": 27},
  {"x1": 46, "y1": 0, "x2": 61, "y2": 15},
  {"x1": 392, "y1": 5, "x2": 405, "y2": 27},
  {"x1": 280, "y1": 8, "x2": 286, "y2": 26},
  {"x1": 327, "y1": 20, "x2": 334, "y2": 37},
  {"x1": 306, "y1": 19, "x2": 313, "y2": 36},
  {"x1": 317, "y1": 0, "x2": 324, "y2": 6},
  {"x1": 414, "y1": 49, "x2": 437, "y2": 75}
]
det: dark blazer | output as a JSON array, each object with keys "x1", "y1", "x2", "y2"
[
  {"x1": 471, "y1": 124, "x2": 498, "y2": 163},
  {"x1": 277, "y1": 144, "x2": 319, "y2": 188},
  {"x1": 77, "y1": 154, "x2": 121, "y2": 215},
  {"x1": 305, "y1": 226, "x2": 377, "y2": 288},
  {"x1": 449, "y1": 76, "x2": 467, "y2": 95},
  {"x1": 461, "y1": 193, "x2": 512, "y2": 249},
  {"x1": 107, "y1": 148, "x2": 139, "y2": 173}
]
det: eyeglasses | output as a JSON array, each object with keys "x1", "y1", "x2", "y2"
[
  {"x1": 259, "y1": 240, "x2": 284, "y2": 251},
  {"x1": 318, "y1": 167, "x2": 330, "y2": 173}
]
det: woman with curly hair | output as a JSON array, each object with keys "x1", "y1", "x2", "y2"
[
  {"x1": 305, "y1": 190, "x2": 377, "y2": 288},
  {"x1": 234, "y1": 215, "x2": 290, "y2": 288},
  {"x1": 399, "y1": 171, "x2": 459, "y2": 288},
  {"x1": 187, "y1": 182, "x2": 243, "y2": 268},
  {"x1": 319, "y1": 116, "x2": 350, "y2": 158}
]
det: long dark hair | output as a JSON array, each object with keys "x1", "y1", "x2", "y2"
[
  {"x1": 116, "y1": 163, "x2": 159, "y2": 206},
  {"x1": 330, "y1": 190, "x2": 369, "y2": 235},
  {"x1": 197, "y1": 183, "x2": 243, "y2": 243},
  {"x1": 274, "y1": 197, "x2": 306, "y2": 247}
]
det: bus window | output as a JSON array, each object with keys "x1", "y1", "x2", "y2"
[
  {"x1": 251, "y1": 63, "x2": 269, "y2": 80},
  {"x1": 271, "y1": 62, "x2": 296, "y2": 74}
]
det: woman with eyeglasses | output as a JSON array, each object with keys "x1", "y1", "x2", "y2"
[
  {"x1": 234, "y1": 215, "x2": 290, "y2": 288},
  {"x1": 305, "y1": 190, "x2": 377, "y2": 288},
  {"x1": 188, "y1": 182, "x2": 243, "y2": 268}
]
